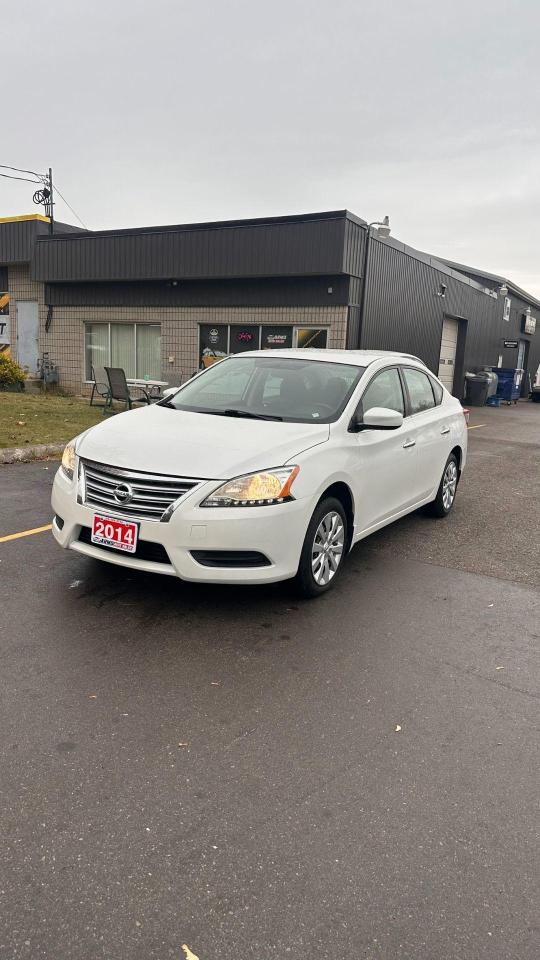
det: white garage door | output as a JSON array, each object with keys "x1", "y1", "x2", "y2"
[{"x1": 438, "y1": 317, "x2": 458, "y2": 393}]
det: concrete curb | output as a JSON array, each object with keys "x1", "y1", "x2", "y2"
[{"x1": 0, "y1": 443, "x2": 64, "y2": 465}]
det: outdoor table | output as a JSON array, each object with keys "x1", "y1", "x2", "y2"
[{"x1": 126, "y1": 378, "x2": 169, "y2": 401}]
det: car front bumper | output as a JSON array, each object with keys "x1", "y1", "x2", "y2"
[{"x1": 51, "y1": 467, "x2": 314, "y2": 584}]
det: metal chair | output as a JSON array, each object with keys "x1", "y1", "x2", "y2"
[
  {"x1": 90, "y1": 365, "x2": 110, "y2": 407},
  {"x1": 103, "y1": 367, "x2": 150, "y2": 415}
]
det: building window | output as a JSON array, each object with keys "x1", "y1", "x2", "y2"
[
  {"x1": 295, "y1": 328, "x2": 328, "y2": 349},
  {"x1": 503, "y1": 297, "x2": 511, "y2": 321},
  {"x1": 229, "y1": 324, "x2": 261, "y2": 354},
  {"x1": 198, "y1": 324, "x2": 328, "y2": 367},
  {"x1": 261, "y1": 326, "x2": 293, "y2": 350},
  {"x1": 85, "y1": 323, "x2": 161, "y2": 380}
]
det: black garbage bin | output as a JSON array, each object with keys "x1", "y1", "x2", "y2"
[{"x1": 465, "y1": 373, "x2": 490, "y2": 406}]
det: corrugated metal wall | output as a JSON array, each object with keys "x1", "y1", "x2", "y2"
[
  {"x1": 342, "y1": 218, "x2": 366, "y2": 277},
  {"x1": 33, "y1": 215, "x2": 348, "y2": 283},
  {"x1": 0, "y1": 220, "x2": 49, "y2": 264},
  {"x1": 361, "y1": 239, "x2": 504, "y2": 393}
]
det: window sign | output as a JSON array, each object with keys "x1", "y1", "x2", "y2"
[
  {"x1": 199, "y1": 324, "x2": 229, "y2": 367},
  {"x1": 261, "y1": 326, "x2": 293, "y2": 350},
  {"x1": 0, "y1": 293, "x2": 9, "y2": 347},
  {"x1": 523, "y1": 314, "x2": 536, "y2": 335},
  {"x1": 229, "y1": 325, "x2": 261, "y2": 354},
  {"x1": 199, "y1": 324, "x2": 329, "y2": 366},
  {"x1": 296, "y1": 328, "x2": 328, "y2": 349},
  {"x1": 503, "y1": 297, "x2": 511, "y2": 321}
]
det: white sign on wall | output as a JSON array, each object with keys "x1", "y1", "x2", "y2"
[{"x1": 524, "y1": 314, "x2": 536, "y2": 335}]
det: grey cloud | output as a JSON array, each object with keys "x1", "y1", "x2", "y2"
[{"x1": 3, "y1": 0, "x2": 539, "y2": 295}]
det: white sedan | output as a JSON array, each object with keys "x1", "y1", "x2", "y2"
[{"x1": 52, "y1": 349, "x2": 468, "y2": 597}]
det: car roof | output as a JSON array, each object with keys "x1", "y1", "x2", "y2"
[{"x1": 238, "y1": 348, "x2": 427, "y2": 368}]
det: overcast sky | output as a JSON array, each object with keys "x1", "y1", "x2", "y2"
[{"x1": 4, "y1": 0, "x2": 540, "y2": 295}]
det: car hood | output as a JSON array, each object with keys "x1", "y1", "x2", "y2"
[{"x1": 77, "y1": 404, "x2": 330, "y2": 479}]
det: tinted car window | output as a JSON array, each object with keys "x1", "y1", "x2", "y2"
[
  {"x1": 403, "y1": 368, "x2": 435, "y2": 414},
  {"x1": 163, "y1": 356, "x2": 365, "y2": 424},
  {"x1": 430, "y1": 378, "x2": 443, "y2": 405},
  {"x1": 361, "y1": 367, "x2": 404, "y2": 416}
]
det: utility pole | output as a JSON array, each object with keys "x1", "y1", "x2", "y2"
[
  {"x1": 47, "y1": 167, "x2": 54, "y2": 234},
  {"x1": 32, "y1": 167, "x2": 54, "y2": 233}
]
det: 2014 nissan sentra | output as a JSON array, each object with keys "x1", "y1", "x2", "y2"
[{"x1": 52, "y1": 350, "x2": 468, "y2": 597}]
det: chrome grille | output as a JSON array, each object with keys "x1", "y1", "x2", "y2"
[{"x1": 81, "y1": 459, "x2": 202, "y2": 522}]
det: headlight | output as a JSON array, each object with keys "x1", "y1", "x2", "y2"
[
  {"x1": 61, "y1": 440, "x2": 77, "y2": 480},
  {"x1": 200, "y1": 466, "x2": 299, "y2": 507}
]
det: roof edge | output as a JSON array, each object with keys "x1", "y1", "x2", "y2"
[
  {"x1": 438, "y1": 257, "x2": 540, "y2": 310},
  {"x1": 0, "y1": 213, "x2": 50, "y2": 224},
  {"x1": 36, "y1": 209, "x2": 351, "y2": 242}
]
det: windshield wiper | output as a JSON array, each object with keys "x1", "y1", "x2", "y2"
[
  {"x1": 158, "y1": 399, "x2": 177, "y2": 408},
  {"x1": 223, "y1": 408, "x2": 283, "y2": 421}
]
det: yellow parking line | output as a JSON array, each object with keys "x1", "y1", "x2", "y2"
[
  {"x1": 0, "y1": 524, "x2": 52, "y2": 543},
  {"x1": 467, "y1": 424, "x2": 485, "y2": 430}
]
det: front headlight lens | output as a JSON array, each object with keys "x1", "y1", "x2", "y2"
[
  {"x1": 201, "y1": 466, "x2": 299, "y2": 507},
  {"x1": 61, "y1": 440, "x2": 77, "y2": 480}
]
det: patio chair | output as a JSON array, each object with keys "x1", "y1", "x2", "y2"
[
  {"x1": 90, "y1": 365, "x2": 110, "y2": 407},
  {"x1": 103, "y1": 367, "x2": 150, "y2": 415}
]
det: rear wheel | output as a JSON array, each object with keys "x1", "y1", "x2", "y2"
[
  {"x1": 295, "y1": 497, "x2": 348, "y2": 598},
  {"x1": 427, "y1": 453, "x2": 459, "y2": 518}
]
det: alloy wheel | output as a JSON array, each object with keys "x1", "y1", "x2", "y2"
[
  {"x1": 311, "y1": 510, "x2": 345, "y2": 586},
  {"x1": 442, "y1": 460, "x2": 458, "y2": 510}
]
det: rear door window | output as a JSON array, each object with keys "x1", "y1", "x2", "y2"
[
  {"x1": 403, "y1": 368, "x2": 436, "y2": 414},
  {"x1": 430, "y1": 378, "x2": 444, "y2": 405}
]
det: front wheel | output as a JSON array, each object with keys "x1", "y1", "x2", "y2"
[
  {"x1": 295, "y1": 497, "x2": 348, "y2": 598},
  {"x1": 426, "y1": 453, "x2": 459, "y2": 518}
]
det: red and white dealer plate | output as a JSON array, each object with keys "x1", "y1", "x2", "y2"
[{"x1": 91, "y1": 514, "x2": 139, "y2": 553}]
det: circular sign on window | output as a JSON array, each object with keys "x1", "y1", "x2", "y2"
[{"x1": 209, "y1": 328, "x2": 219, "y2": 343}]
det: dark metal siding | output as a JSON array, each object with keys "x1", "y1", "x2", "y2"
[
  {"x1": 360, "y1": 239, "x2": 508, "y2": 394},
  {"x1": 33, "y1": 216, "x2": 348, "y2": 283},
  {"x1": 44, "y1": 275, "x2": 350, "y2": 308},
  {"x1": 0, "y1": 266, "x2": 7, "y2": 288},
  {"x1": 346, "y1": 306, "x2": 361, "y2": 348},
  {"x1": 342, "y1": 218, "x2": 366, "y2": 277},
  {"x1": 0, "y1": 219, "x2": 50, "y2": 264}
]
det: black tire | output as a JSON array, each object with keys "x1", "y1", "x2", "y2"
[
  {"x1": 426, "y1": 453, "x2": 459, "y2": 518},
  {"x1": 294, "y1": 497, "x2": 348, "y2": 598}
]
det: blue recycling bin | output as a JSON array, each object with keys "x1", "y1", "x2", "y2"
[{"x1": 491, "y1": 368, "x2": 522, "y2": 404}]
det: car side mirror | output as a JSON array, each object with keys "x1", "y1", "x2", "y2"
[{"x1": 350, "y1": 406, "x2": 404, "y2": 432}]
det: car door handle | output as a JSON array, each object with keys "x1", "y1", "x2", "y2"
[
  {"x1": 440, "y1": 425, "x2": 451, "y2": 435},
  {"x1": 402, "y1": 439, "x2": 416, "y2": 449}
]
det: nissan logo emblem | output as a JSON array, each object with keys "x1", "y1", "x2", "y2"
[{"x1": 113, "y1": 482, "x2": 134, "y2": 504}]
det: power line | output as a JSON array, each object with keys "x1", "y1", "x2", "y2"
[
  {"x1": 53, "y1": 183, "x2": 88, "y2": 229},
  {"x1": 0, "y1": 163, "x2": 45, "y2": 178},
  {"x1": 0, "y1": 170, "x2": 42, "y2": 184},
  {"x1": 0, "y1": 163, "x2": 89, "y2": 229}
]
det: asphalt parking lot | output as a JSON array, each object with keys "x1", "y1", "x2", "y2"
[{"x1": 1, "y1": 404, "x2": 539, "y2": 960}]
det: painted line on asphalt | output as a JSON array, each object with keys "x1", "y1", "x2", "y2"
[
  {"x1": 467, "y1": 424, "x2": 486, "y2": 430},
  {"x1": 0, "y1": 524, "x2": 52, "y2": 543}
]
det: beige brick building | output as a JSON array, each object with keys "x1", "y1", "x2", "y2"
[
  {"x1": 2, "y1": 210, "x2": 539, "y2": 399},
  {"x1": 1, "y1": 212, "x2": 356, "y2": 395}
]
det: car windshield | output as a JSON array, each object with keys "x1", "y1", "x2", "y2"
[{"x1": 161, "y1": 356, "x2": 365, "y2": 424}]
